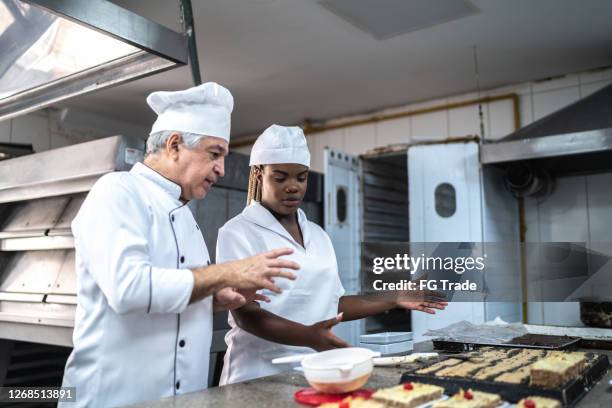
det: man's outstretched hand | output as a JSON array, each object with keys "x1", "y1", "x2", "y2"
[{"x1": 213, "y1": 287, "x2": 270, "y2": 312}]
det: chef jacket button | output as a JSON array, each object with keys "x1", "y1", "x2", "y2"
[
  {"x1": 180, "y1": 256, "x2": 185, "y2": 263},
  {"x1": 171, "y1": 214, "x2": 175, "y2": 222},
  {"x1": 179, "y1": 339, "x2": 186, "y2": 348},
  {"x1": 196, "y1": 224, "x2": 200, "y2": 230},
  {"x1": 175, "y1": 381, "x2": 180, "y2": 390}
]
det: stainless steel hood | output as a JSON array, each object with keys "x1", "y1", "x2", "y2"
[
  {"x1": 481, "y1": 83, "x2": 612, "y2": 170},
  {"x1": 0, "y1": 0, "x2": 188, "y2": 121}
]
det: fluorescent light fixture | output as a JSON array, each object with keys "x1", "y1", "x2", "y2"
[{"x1": 0, "y1": 0, "x2": 188, "y2": 121}]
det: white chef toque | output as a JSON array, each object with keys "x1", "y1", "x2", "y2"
[
  {"x1": 146, "y1": 82, "x2": 234, "y2": 142},
  {"x1": 249, "y1": 124, "x2": 310, "y2": 167}
]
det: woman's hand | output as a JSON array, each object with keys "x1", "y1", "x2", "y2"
[
  {"x1": 306, "y1": 313, "x2": 351, "y2": 351},
  {"x1": 395, "y1": 290, "x2": 448, "y2": 314}
]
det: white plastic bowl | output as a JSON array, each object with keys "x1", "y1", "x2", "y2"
[{"x1": 300, "y1": 348, "x2": 380, "y2": 393}]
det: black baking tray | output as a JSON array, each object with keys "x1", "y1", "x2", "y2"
[
  {"x1": 433, "y1": 334, "x2": 581, "y2": 352},
  {"x1": 399, "y1": 354, "x2": 610, "y2": 407}
]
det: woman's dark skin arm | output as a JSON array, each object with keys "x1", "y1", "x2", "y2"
[
  {"x1": 338, "y1": 293, "x2": 448, "y2": 321},
  {"x1": 231, "y1": 292, "x2": 447, "y2": 350},
  {"x1": 231, "y1": 302, "x2": 350, "y2": 351},
  {"x1": 337, "y1": 295, "x2": 395, "y2": 321}
]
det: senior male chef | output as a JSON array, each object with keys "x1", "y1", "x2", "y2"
[{"x1": 60, "y1": 82, "x2": 298, "y2": 408}]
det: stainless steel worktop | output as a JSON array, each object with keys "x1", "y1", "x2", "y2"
[{"x1": 127, "y1": 342, "x2": 612, "y2": 408}]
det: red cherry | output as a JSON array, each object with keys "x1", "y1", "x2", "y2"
[
  {"x1": 339, "y1": 401, "x2": 350, "y2": 408},
  {"x1": 463, "y1": 390, "x2": 474, "y2": 400},
  {"x1": 403, "y1": 382, "x2": 414, "y2": 391},
  {"x1": 524, "y1": 399, "x2": 536, "y2": 408}
]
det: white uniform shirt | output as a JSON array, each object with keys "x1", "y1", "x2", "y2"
[
  {"x1": 60, "y1": 163, "x2": 212, "y2": 407},
  {"x1": 217, "y1": 202, "x2": 344, "y2": 385}
]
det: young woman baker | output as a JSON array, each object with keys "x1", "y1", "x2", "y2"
[{"x1": 216, "y1": 125, "x2": 447, "y2": 384}]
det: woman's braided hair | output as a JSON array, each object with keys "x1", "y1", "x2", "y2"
[{"x1": 246, "y1": 165, "x2": 262, "y2": 205}]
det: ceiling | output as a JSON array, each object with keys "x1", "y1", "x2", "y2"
[{"x1": 60, "y1": 0, "x2": 612, "y2": 139}]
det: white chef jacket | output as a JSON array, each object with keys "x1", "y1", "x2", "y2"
[
  {"x1": 60, "y1": 162, "x2": 212, "y2": 408},
  {"x1": 217, "y1": 201, "x2": 344, "y2": 385}
]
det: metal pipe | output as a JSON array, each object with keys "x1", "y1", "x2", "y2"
[
  {"x1": 504, "y1": 163, "x2": 553, "y2": 198},
  {"x1": 179, "y1": 0, "x2": 202, "y2": 85},
  {"x1": 231, "y1": 93, "x2": 519, "y2": 148}
]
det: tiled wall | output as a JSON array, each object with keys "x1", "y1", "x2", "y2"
[
  {"x1": 234, "y1": 67, "x2": 612, "y2": 174},
  {"x1": 0, "y1": 108, "x2": 149, "y2": 153},
  {"x1": 525, "y1": 173, "x2": 612, "y2": 326}
]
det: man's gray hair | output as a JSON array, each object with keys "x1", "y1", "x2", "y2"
[{"x1": 146, "y1": 130, "x2": 208, "y2": 155}]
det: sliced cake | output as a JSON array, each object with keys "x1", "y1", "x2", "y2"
[
  {"x1": 372, "y1": 382, "x2": 444, "y2": 408},
  {"x1": 494, "y1": 365, "x2": 531, "y2": 384},
  {"x1": 517, "y1": 396, "x2": 562, "y2": 408},
  {"x1": 432, "y1": 389, "x2": 502, "y2": 408},
  {"x1": 435, "y1": 361, "x2": 491, "y2": 377},
  {"x1": 320, "y1": 396, "x2": 387, "y2": 408},
  {"x1": 530, "y1": 352, "x2": 587, "y2": 388},
  {"x1": 416, "y1": 358, "x2": 462, "y2": 375},
  {"x1": 473, "y1": 359, "x2": 526, "y2": 380}
]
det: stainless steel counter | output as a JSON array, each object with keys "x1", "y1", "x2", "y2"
[{"x1": 127, "y1": 343, "x2": 612, "y2": 408}]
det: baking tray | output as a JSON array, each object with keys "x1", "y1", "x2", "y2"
[
  {"x1": 360, "y1": 331, "x2": 413, "y2": 344},
  {"x1": 432, "y1": 334, "x2": 581, "y2": 352},
  {"x1": 399, "y1": 353, "x2": 610, "y2": 407}
]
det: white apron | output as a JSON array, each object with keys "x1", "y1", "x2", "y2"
[
  {"x1": 60, "y1": 163, "x2": 212, "y2": 407},
  {"x1": 216, "y1": 202, "x2": 344, "y2": 385}
]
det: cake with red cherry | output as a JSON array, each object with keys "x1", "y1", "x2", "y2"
[
  {"x1": 372, "y1": 382, "x2": 444, "y2": 408},
  {"x1": 432, "y1": 389, "x2": 502, "y2": 408}
]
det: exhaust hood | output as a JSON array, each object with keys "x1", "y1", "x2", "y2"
[
  {"x1": 481, "y1": 83, "x2": 612, "y2": 173},
  {"x1": 0, "y1": 0, "x2": 188, "y2": 121}
]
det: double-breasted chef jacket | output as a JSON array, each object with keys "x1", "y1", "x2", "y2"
[
  {"x1": 60, "y1": 162, "x2": 212, "y2": 407},
  {"x1": 217, "y1": 201, "x2": 345, "y2": 385}
]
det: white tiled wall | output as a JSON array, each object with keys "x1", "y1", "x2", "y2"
[
  {"x1": 532, "y1": 87, "x2": 581, "y2": 122},
  {"x1": 525, "y1": 173, "x2": 612, "y2": 326},
  {"x1": 232, "y1": 67, "x2": 612, "y2": 173},
  {"x1": 412, "y1": 110, "x2": 448, "y2": 142},
  {"x1": 375, "y1": 116, "x2": 411, "y2": 147}
]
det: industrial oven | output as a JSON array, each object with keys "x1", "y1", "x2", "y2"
[{"x1": 325, "y1": 139, "x2": 521, "y2": 345}]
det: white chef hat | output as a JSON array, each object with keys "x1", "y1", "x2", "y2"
[
  {"x1": 249, "y1": 124, "x2": 310, "y2": 168},
  {"x1": 146, "y1": 82, "x2": 234, "y2": 142}
]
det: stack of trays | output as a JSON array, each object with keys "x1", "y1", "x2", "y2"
[{"x1": 359, "y1": 332, "x2": 413, "y2": 356}]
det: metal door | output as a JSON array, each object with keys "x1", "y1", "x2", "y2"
[
  {"x1": 324, "y1": 148, "x2": 362, "y2": 346},
  {"x1": 408, "y1": 141, "x2": 485, "y2": 341}
]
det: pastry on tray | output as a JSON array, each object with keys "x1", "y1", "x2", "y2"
[
  {"x1": 516, "y1": 396, "x2": 562, "y2": 408},
  {"x1": 372, "y1": 382, "x2": 444, "y2": 408},
  {"x1": 478, "y1": 348, "x2": 514, "y2": 361},
  {"x1": 472, "y1": 359, "x2": 526, "y2": 380},
  {"x1": 473, "y1": 349, "x2": 543, "y2": 380},
  {"x1": 513, "y1": 349, "x2": 547, "y2": 360},
  {"x1": 435, "y1": 361, "x2": 490, "y2": 377},
  {"x1": 432, "y1": 389, "x2": 502, "y2": 408},
  {"x1": 530, "y1": 351, "x2": 587, "y2": 388},
  {"x1": 493, "y1": 365, "x2": 530, "y2": 384},
  {"x1": 416, "y1": 358, "x2": 462, "y2": 375},
  {"x1": 319, "y1": 396, "x2": 386, "y2": 408}
]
